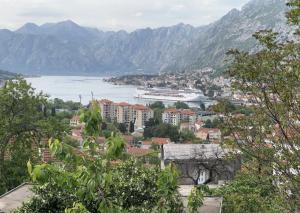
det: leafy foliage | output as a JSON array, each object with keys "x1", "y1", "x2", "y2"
[
  {"x1": 0, "y1": 78, "x2": 68, "y2": 194},
  {"x1": 213, "y1": 171, "x2": 285, "y2": 213},
  {"x1": 174, "y1": 101, "x2": 189, "y2": 109},
  {"x1": 188, "y1": 185, "x2": 209, "y2": 213},
  {"x1": 222, "y1": 1, "x2": 300, "y2": 210},
  {"x1": 144, "y1": 123, "x2": 180, "y2": 142},
  {"x1": 16, "y1": 102, "x2": 183, "y2": 212}
]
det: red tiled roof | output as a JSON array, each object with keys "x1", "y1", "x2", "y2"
[
  {"x1": 71, "y1": 116, "x2": 80, "y2": 121},
  {"x1": 164, "y1": 108, "x2": 196, "y2": 116},
  {"x1": 127, "y1": 146, "x2": 151, "y2": 156},
  {"x1": 98, "y1": 99, "x2": 113, "y2": 104},
  {"x1": 164, "y1": 108, "x2": 179, "y2": 113},
  {"x1": 117, "y1": 102, "x2": 132, "y2": 107},
  {"x1": 142, "y1": 140, "x2": 153, "y2": 145},
  {"x1": 123, "y1": 135, "x2": 134, "y2": 143},
  {"x1": 133, "y1": 104, "x2": 150, "y2": 111},
  {"x1": 152, "y1": 137, "x2": 171, "y2": 145},
  {"x1": 198, "y1": 128, "x2": 221, "y2": 134},
  {"x1": 181, "y1": 109, "x2": 196, "y2": 116}
]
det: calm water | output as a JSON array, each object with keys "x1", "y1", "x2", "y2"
[{"x1": 25, "y1": 76, "x2": 210, "y2": 107}]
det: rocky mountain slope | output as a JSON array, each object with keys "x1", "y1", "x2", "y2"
[{"x1": 0, "y1": 0, "x2": 288, "y2": 75}]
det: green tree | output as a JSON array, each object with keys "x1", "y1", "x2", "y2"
[
  {"x1": 188, "y1": 185, "x2": 210, "y2": 213},
  {"x1": 210, "y1": 99, "x2": 236, "y2": 114},
  {"x1": 214, "y1": 171, "x2": 285, "y2": 213},
  {"x1": 149, "y1": 101, "x2": 165, "y2": 110},
  {"x1": 144, "y1": 123, "x2": 180, "y2": 142},
  {"x1": 174, "y1": 101, "x2": 189, "y2": 109},
  {"x1": 117, "y1": 122, "x2": 127, "y2": 134},
  {"x1": 180, "y1": 129, "x2": 196, "y2": 142},
  {"x1": 16, "y1": 102, "x2": 183, "y2": 212},
  {"x1": 223, "y1": 1, "x2": 300, "y2": 210},
  {"x1": 0, "y1": 78, "x2": 67, "y2": 194}
]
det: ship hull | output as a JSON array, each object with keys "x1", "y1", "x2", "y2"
[{"x1": 134, "y1": 88, "x2": 205, "y2": 102}]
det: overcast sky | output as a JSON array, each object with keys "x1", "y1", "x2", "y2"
[{"x1": 0, "y1": 0, "x2": 250, "y2": 31}]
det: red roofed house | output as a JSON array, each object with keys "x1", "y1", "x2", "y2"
[
  {"x1": 195, "y1": 120, "x2": 205, "y2": 131},
  {"x1": 141, "y1": 137, "x2": 171, "y2": 149},
  {"x1": 126, "y1": 146, "x2": 151, "y2": 156},
  {"x1": 196, "y1": 128, "x2": 222, "y2": 143},
  {"x1": 70, "y1": 115, "x2": 82, "y2": 127}
]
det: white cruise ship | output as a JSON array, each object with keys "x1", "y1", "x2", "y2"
[{"x1": 134, "y1": 87, "x2": 206, "y2": 102}]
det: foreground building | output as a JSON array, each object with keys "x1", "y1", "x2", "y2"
[{"x1": 161, "y1": 144, "x2": 241, "y2": 185}]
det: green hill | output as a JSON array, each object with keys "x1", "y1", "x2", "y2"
[{"x1": 0, "y1": 69, "x2": 17, "y2": 80}]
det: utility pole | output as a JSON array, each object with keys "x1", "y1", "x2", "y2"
[{"x1": 79, "y1": 94, "x2": 82, "y2": 105}]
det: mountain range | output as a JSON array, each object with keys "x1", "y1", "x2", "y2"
[{"x1": 0, "y1": 0, "x2": 289, "y2": 75}]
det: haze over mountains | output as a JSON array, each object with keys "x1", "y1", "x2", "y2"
[{"x1": 0, "y1": 0, "x2": 288, "y2": 75}]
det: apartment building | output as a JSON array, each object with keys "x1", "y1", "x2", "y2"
[
  {"x1": 97, "y1": 99, "x2": 153, "y2": 130},
  {"x1": 133, "y1": 104, "x2": 154, "y2": 129},
  {"x1": 116, "y1": 102, "x2": 135, "y2": 125},
  {"x1": 162, "y1": 108, "x2": 196, "y2": 126},
  {"x1": 97, "y1": 99, "x2": 117, "y2": 121}
]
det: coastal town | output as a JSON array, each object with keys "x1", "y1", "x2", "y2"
[
  {"x1": 63, "y1": 98, "x2": 244, "y2": 187},
  {"x1": 105, "y1": 68, "x2": 231, "y2": 98},
  {"x1": 1, "y1": 0, "x2": 299, "y2": 212}
]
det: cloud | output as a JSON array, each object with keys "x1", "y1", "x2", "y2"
[
  {"x1": 0, "y1": 0, "x2": 250, "y2": 31},
  {"x1": 134, "y1": 12, "x2": 143, "y2": 17},
  {"x1": 18, "y1": 8, "x2": 63, "y2": 18}
]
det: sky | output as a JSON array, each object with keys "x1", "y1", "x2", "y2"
[{"x1": 0, "y1": 0, "x2": 250, "y2": 31}]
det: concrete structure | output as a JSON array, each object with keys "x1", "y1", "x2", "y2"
[
  {"x1": 163, "y1": 108, "x2": 196, "y2": 126},
  {"x1": 161, "y1": 144, "x2": 241, "y2": 185},
  {"x1": 0, "y1": 183, "x2": 33, "y2": 213}
]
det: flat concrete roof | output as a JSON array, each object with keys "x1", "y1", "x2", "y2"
[{"x1": 0, "y1": 183, "x2": 33, "y2": 213}]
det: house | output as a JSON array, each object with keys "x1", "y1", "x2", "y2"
[
  {"x1": 195, "y1": 120, "x2": 205, "y2": 131},
  {"x1": 141, "y1": 137, "x2": 171, "y2": 149},
  {"x1": 161, "y1": 144, "x2": 241, "y2": 185},
  {"x1": 71, "y1": 128, "x2": 83, "y2": 143},
  {"x1": 180, "y1": 122, "x2": 195, "y2": 132},
  {"x1": 70, "y1": 115, "x2": 82, "y2": 127},
  {"x1": 196, "y1": 128, "x2": 222, "y2": 143}
]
